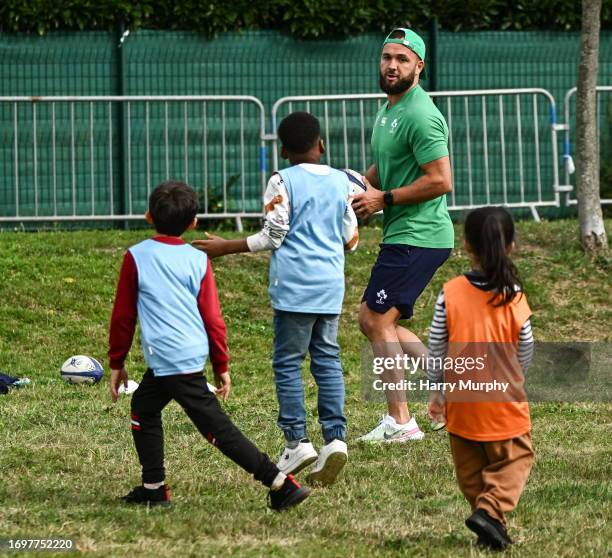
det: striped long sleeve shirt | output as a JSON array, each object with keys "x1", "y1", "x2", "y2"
[{"x1": 427, "y1": 271, "x2": 534, "y2": 383}]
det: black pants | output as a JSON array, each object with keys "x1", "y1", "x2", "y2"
[{"x1": 130, "y1": 370, "x2": 280, "y2": 487}]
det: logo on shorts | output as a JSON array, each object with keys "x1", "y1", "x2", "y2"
[{"x1": 376, "y1": 289, "x2": 388, "y2": 305}]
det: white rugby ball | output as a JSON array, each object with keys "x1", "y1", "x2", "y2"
[
  {"x1": 60, "y1": 355, "x2": 104, "y2": 384},
  {"x1": 343, "y1": 168, "x2": 367, "y2": 194}
]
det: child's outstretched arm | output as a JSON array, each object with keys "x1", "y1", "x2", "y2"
[
  {"x1": 193, "y1": 233, "x2": 249, "y2": 258},
  {"x1": 192, "y1": 173, "x2": 289, "y2": 258},
  {"x1": 197, "y1": 259, "x2": 231, "y2": 401},
  {"x1": 108, "y1": 251, "x2": 138, "y2": 401}
]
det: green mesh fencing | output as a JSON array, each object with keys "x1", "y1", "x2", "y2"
[
  {"x1": 121, "y1": 99, "x2": 265, "y2": 215},
  {"x1": 271, "y1": 91, "x2": 558, "y2": 212},
  {"x1": 0, "y1": 32, "x2": 117, "y2": 96},
  {"x1": 0, "y1": 101, "x2": 121, "y2": 218},
  {"x1": 0, "y1": 33, "x2": 119, "y2": 223},
  {"x1": 563, "y1": 87, "x2": 612, "y2": 203},
  {"x1": 0, "y1": 29, "x2": 611, "y2": 225}
]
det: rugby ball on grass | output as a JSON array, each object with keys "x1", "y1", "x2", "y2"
[{"x1": 60, "y1": 355, "x2": 104, "y2": 384}]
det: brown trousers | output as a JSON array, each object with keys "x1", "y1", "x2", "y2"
[{"x1": 449, "y1": 432, "x2": 534, "y2": 526}]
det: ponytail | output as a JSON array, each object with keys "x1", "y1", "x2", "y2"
[{"x1": 464, "y1": 207, "x2": 523, "y2": 306}]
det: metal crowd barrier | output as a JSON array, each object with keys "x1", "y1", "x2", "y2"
[
  {"x1": 271, "y1": 89, "x2": 563, "y2": 221},
  {"x1": 1, "y1": 88, "x2": 608, "y2": 226},
  {"x1": 0, "y1": 96, "x2": 266, "y2": 226},
  {"x1": 561, "y1": 85, "x2": 612, "y2": 206}
]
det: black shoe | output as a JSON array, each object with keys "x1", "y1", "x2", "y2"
[
  {"x1": 268, "y1": 474, "x2": 310, "y2": 511},
  {"x1": 465, "y1": 509, "x2": 512, "y2": 550},
  {"x1": 121, "y1": 485, "x2": 172, "y2": 507}
]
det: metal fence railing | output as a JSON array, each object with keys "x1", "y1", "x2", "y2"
[
  {"x1": 0, "y1": 96, "x2": 266, "y2": 223},
  {"x1": 1, "y1": 88, "x2": 609, "y2": 226},
  {"x1": 271, "y1": 89, "x2": 563, "y2": 221},
  {"x1": 561, "y1": 85, "x2": 612, "y2": 206}
]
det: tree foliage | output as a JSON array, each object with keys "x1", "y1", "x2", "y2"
[{"x1": 1, "y1": 0, "x2": 610, "y2": 36}]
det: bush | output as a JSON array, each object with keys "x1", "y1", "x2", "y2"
[{"x1": 1, "y1": 0, "x2": 609, "y2": 36}]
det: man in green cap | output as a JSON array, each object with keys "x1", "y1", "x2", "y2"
[{"x1": 352, "y1": 28, "x2": 453, "y2": 442}]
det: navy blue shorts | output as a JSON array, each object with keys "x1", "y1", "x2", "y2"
[{"x1": 362, "y1": 244, "x2": 451, "y2": 320}]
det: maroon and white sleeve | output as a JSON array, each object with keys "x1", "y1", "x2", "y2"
[
  {"x1": 108, "y1": 251, "x2": 138, "y2": 370},
  {"x1": 197, "y1": 259, "x2": 229, "y2": 375}
]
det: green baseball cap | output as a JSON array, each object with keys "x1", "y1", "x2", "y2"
[{"x1": 383, "y1": 28, "x2": 427, "y2": 79}]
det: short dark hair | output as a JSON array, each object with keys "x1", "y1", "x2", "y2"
[
  {"x1": 278, "y1": 112, "x2": 320, "y2": 154},
  {"x1": 148, "y1": 180, "x2": 198, "y2": 236}
]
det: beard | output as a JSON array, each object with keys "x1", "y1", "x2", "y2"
[{"x1": 379, "y1": 69, "x2": 416, "y2": 95}]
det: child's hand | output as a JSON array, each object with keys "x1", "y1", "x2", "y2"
[
  {"x1": 428, "y1": 390, "x2": 446, "y2": 424},
  {"x1": 214, "y1": 371, "x2": 231, "y2": 402},
  {"x1": 192, "y1": 233, "x2": 227, "y2": 259},
  {"x1": 110, "y1": 367, "x2": 129, "y2": 403}
]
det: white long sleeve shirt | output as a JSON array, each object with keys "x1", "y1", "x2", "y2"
[{"x1": 246, "y1": 164, "x2": 359, "y2": 253}]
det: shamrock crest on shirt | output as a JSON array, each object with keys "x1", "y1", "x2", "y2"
[{"x1": 376, "y1": 289, "x2": 388, "y2": 305}]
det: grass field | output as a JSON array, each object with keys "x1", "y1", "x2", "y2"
[{"x1": 0, "y1": 219, "x2": 610, "y2": 557}]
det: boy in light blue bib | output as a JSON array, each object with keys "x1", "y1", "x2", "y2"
[{"x1": 193, "y1": 112, "x2": 360, "y2": 486}]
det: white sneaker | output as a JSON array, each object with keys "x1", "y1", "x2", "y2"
[
  {"x1": 306, "y1": 439, "x2": 348, "y2": 486},
  {"x1": 276, "y1": 441, "x2": 318, "y2": 475},
  {"x1": 357, "y1": 415, "x2": 425, "y2": 443}
]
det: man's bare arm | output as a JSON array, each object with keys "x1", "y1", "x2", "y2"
[
  {"x1": 392, "y1": 156, "x2": 452, "y2": 205},
  {"x1": 352, "y1": 157, "x2": 452, "y2": 218}
]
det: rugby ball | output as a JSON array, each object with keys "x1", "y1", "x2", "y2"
[
  {"x1": 60, "y1": 355, "x2": 104, "y2": 384},
  {"x1": 343, "y1": 169, "x2": 367, "y2": 194}
]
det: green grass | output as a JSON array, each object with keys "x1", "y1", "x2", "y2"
[{"x1": 0, "y1": 220, "x2": 610, "y2": 557}]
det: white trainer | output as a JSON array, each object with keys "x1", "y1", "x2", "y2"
[
  {"x1": 357, "y1": 415, "x2": 425, "y2": 443},
  {"x1": 306, "y1": 439, "x2": 348, "y2": 486},
  {"x1": 276, "y1": 441, "x2": 318, "y2": 475}
]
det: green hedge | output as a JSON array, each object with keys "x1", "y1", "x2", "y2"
[{"x1": 1, "y1": 0, "x2": 610, "y2": 36}]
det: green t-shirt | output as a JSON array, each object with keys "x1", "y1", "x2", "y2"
[{"x1": 371, "y1": 85, "x2": 454, "y2": 248}]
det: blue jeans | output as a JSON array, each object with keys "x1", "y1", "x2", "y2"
[{"x1": 272, "y1": 310, "x2": 346, "y2": 443}]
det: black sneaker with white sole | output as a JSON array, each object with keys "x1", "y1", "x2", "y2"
[
  {"x1": 121, "y1": 485, "x2": 172, "y2": 507},
  {"x1": 465, "y1": 509, "x2": 512, "y2": 550},
  {"x1": 267, "y1": 475, "x2": 311, "y2": 511}
]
